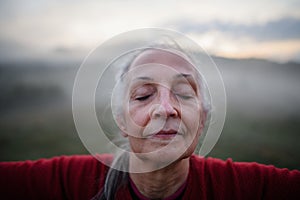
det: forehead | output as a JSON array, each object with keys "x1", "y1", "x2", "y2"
[{"x1": 130, "y1": 49, "x2": 196, "y2": 74}]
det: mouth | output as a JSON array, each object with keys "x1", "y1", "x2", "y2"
[{"x1": 149, "y1": 129, "x2": 182, "y2": 140}]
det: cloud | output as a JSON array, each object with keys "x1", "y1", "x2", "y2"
[
  {"x1": 171, "y1": 17, "x2": 300, "y2": 41},
  {"x1": 1, "y1": 1, "x2": 300, "y2": 63}
]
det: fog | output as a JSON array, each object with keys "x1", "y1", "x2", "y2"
[{"x1": 0, "y1": 56, "x2": 299, "y2": 170}]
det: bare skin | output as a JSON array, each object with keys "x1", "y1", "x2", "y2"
[
  {"x1": 119, "y1": 49, "x2": 205, "y2": 199},
  {"x1": 129, "y1": 157, "x2": 189, "y2": 199}
]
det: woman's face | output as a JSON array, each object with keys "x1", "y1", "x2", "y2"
[{"x1": 120, "y1": 49, "x2": 205, "y2": 165}]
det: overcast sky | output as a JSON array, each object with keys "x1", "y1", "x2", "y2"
[{"x1": 0, "y1": 0, "x2": 300, "y2": 63}]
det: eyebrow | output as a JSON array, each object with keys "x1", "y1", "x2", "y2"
[
  {"x1": 175, "y1": 73, "x2": 199, "y2": 93},
  {"x1": 134, "y1": 73, "x2": 192, "y2": 81},
  {"x1": 130, "y1": 73, "x2": 198, "y2": 92},
  {"x1": 175, "y1": 73, "x2": 192, "y2": 79},
  {"x1": 134, "y1": 76, "x2": 154, "y2": 81}
]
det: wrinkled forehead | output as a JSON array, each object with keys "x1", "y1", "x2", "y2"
[{"x1": 130, "y1": 49, "x2": 197, "y2": 75}]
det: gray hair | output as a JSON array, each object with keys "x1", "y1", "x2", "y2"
[
  {"x1": 112, "y1": 46, "x2": 211, "y2": 117},
  {"x1": 93, "y1": 38, "x2": 212, "y2": 200}
]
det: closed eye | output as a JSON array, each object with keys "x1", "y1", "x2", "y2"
[
  {"x1": 175, "y1": 94, "x2": 193, "y2": 100},
  {"x1": 135, "y1": 94, "x2": 152, "y2": 101}
]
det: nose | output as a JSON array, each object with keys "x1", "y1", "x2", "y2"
[{"x1": 150, "y1": 88, "x2": 179, "y2": 118}]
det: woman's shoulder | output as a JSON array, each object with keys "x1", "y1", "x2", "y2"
[
  {"x1": 0, "y1": 154, "x2": 113, "y2": 169},
  {"x1": 189, "y1": 154, "x2": 300, "y2": 181},
  {"x1": 0, "y1": 154, "x2": 114, "y2": 200},
  {"x1": 188, "y1": 154, "x2": 300, "y2": 199},
  {"x1": 190, "y1": 154, "x2": 299, "y2": 171}
]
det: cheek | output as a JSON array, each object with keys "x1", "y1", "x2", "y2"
[
  {"x1": 182, "y1": 105, "x2": 202, "y2": 132},
  {"x1": 126, "y1": 104, "x2": 151, "y2": 128},
  {"x1": 128, "y1": 136, "x2": 144, "y2": 153}
]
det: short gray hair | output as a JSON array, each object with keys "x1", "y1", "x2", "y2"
[
  {"x1": 94, "y1": 39, "x2": 212, "y2": 200},
  {"x1": 112, "y1": 46, "x2": 211, "y2": 117}
]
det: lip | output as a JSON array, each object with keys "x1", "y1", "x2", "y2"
[{"x1": 148, "y1": 129, "x2": 182, "y2": 140}]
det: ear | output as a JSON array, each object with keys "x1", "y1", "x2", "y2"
[{"x1": 116, "y1": 114, "x2": 128, "y2": 137}]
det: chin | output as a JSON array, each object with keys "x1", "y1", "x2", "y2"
[
  {"x1": 141, "y1": 145, "x2": 191, "y2": 165},
  {"x1": 129, "y1": 136, "x2": 197, "y2": 170}
]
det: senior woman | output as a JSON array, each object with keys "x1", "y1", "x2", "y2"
[
  {"x1": 98, "y1": 47, "x2": 209, "y2": 199},
  {"x1": 1, "y1": 42, "x2": 300, "y2": 199}
]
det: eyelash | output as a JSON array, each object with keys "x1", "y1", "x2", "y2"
[
  {"x1": 135, "y1": 94, "x2": 152, "y2": 101},
  {"x1": 135, "y1": 93, "x2": 192, "y2": 102},
  {"x1": 176, "y1": 94, "x2": 193, "y2": 100}
]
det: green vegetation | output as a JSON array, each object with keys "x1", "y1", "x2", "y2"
[
  {"x1": 1, "y1": 109, "x2": 299, "y2": 170},
  {"x1": 0, "y1": 62, "x2": 299, "y2": 171},
  {"x1": 0, "y1": 110, "x2": 88, "y2": 161},
  {"x1": 209, "y1": 113, "x2": 300, "y2": 170}
]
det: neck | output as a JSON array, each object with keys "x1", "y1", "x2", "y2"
[{"x1": 129, "y1": 157, "x2": 189, "y2": 199}]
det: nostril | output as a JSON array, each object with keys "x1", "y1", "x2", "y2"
[
  {"x1": 149, "y1": 103, "x2": 178, "y2": 119},
  {"x1": 169, "y1": 110, "x2": 178, "y2": 117},
  {"x1": 169, "y1": 107, "x2": 178, "y2": 117},
  {"x1": 162, "y1": 100, "x2": 178, "y2": 117}
]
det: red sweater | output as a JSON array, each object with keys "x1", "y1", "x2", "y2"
[{"x1": 0, "y1": 154, "x2": 299, "y2": 199}]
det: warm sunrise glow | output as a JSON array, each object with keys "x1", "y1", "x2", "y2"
[{"x1": 0, "y1": 0, "x2": 300, "y2": 62}]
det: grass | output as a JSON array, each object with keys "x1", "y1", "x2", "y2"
[
  {"x1": 208, "y1": 113, "x2": 300, "y2": 170},
  {"x1": 1, "y1": 109, "x2": 299, "y2": 171}
]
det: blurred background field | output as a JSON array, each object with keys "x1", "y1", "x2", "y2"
[
  {"x1": 0, "y1": 57, "x2": 299, "y2": 170},
  {"x1": 0, "y1": 0, "x2": 300, "y2": 170}
]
